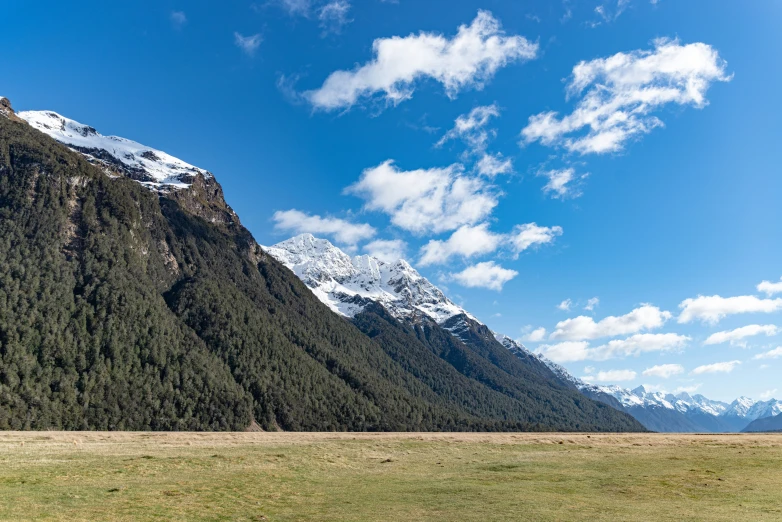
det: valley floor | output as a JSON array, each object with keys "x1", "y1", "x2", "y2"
[{"x1": 1, "y1": 432, "x2": 781, "y2": 521}]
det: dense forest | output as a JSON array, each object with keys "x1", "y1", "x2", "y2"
[{"x1": 0, "y1": 111, "x2": 644, "y2": 432}]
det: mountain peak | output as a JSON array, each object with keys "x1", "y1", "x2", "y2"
[
  {"x1": 17, "y1": 109, "x2": 211, "y2": 191},
  {"x1": 264, "y1": 235, "x2": 469, "y2": 323}
]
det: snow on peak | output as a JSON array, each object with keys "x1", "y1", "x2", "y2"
[
  {"x1": 264, "y1": 234, "x2": 470, "y2": 323},
  {"x1": 17, "y1": 110, "x2": 211, "y2": 190}
]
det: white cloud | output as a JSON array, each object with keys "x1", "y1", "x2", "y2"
[
  {"x1": 476, "y1": 153, "x2": 513, "y2": 177},
  {"x1": 754, "y1": 347, "x2": 782, "y2": 360},
  {"x1": 585, "y1": 297, "x2": 600, "y2": 311},
  {"x1": 278, "y1": 0, "x2": 311, "y2": 15},
  {"x1": 437, "y1": 104, "x2": 500, "y2": 154},
  {"x1": 590, "y1": 333, "x2": 690, "y2": 360},
  {"x1": 170, "y1": 11, "x2": 187, "y2": 28},
  {"x1": 558, "y1": 299, "x2": 573, "y2": 311},
  {"x1": 550, "y1": 304, "x2": 672, "y2": 341},
  {"x1": 318, "y1": 1, "x2": 352, "y2": 35},
  {"x1": 642, "y1": 363, "x2": 685, "y2": 379},
  {"x1": 526, "y1": 327, "x2": 547, "y2": 342},
  {"x1": 691, "y1": 360, "x2": 741, "y2": 375},
  {"x1": 509, "y1": 223, "x2": 563, "y2": 257},
  {"x1": 449, "y1": 261, "x2": 518, "y2": 291},
  {"x1": 678, "y1": 295, "x2": 782, "y2": 324},
  {"x1": 703, "y1": 324, "x2": 778, "y2": 346},
  {"x1": 760, "y1": 389, "x2": 778, "y2": 400},
  {"x1": 418, "y1": 223, "x2": 503, "y2": 266},
  {"x1": 346, "y1": 160, "x2": 498, "y2": 235},
  {"x1": 521, "y1": 38, "x2": 730, "y2": 155},
  {"x1": 272, "y1": 209, "x2": 375, "y2": 245},
  {"x1": 305, "y1": 11, "x2": 538, "y2": 110},
  {"x1": 538, "y1": 333, "x2": 688, "y2": 363},
  {"x1": 234, "y1": 32, "x2": 262, "y2": 56},
  {"x1": 675, "y1": 384, "x2": 701, "y2": 394},
  {"x1": 758, "y1": 277, "x2": 782, "y2": 296},
  {"x1": 590, "y1": 369, "x2": 637, "y2": 382},
  {"x1": 363, "y1": 239, "x2": 406, "y2": 262},
  {"x1": 538, "y1": 167, "x2": 587, "y2": 199},
  {"x1": 537, "y1": 341, "x2": 590, "y2": 363}
]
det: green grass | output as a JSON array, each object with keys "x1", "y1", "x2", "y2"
[{"x1": 1, "y1": 432, "x2": 781, "y2": 521}]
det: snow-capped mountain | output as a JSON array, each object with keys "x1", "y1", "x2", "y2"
[
  {"x1": 265, "y1": 233, "x2": 779, "y2": 433},
  {"x1": 17, "y1": 110, "x2": 211, "y2": 191},
  {"x1": 264, "y1": 234, "x2": 472, "y2": 323},
  {"x1": 535, "y1": 359, "x2": 778, "y2": 432}
]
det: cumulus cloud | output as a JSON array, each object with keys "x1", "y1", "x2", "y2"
[
  {"x1": 586, "y1": 369, "x2": 637, "y2": 382},
  {"x1": 550, "y1": 304, "x2": 672, "y2": 341},
  {"x1": 345, "y1": 160, "x2": 498, "y2": 235},
  {"x1": 703, "y1": 324, "x2": 778, "y2": 347},
  {"x1": 691, "y1": 360, "x2": 741, "y2": 375},
  {"x1": 537, "y1": 333, "x2": 689, "y2": 363},
  {"x1": 305, "y1": 11, "x2": 538, "y2": 110},
  {"x1": 418, "y1": 223, "x2": 503, "y2": 266},
  {"x1": 476, "y1": 153, "x2": 514, "y2": 177},
  {"x1": 536, "y1": 341, "x2": 589, "y2": 363},
  {"x1": 272, "y1": 209, "x2": 375, "y2": 245},
  {"x1": 558, "y1": 299, "x2": 573, "y2": 311},
  {"x1": 754, "y1": 347, "x2": 782, "y2": 360},
  {"x1": 758, "y1": 277, "x2": 782, "y2": 296},
  {"x1": 363, "y1": 239, "x2": 406, "y2": 262},
  {"x1": 678, "y1": 295, "x2": 782, "y2": 324},
  {"x1": 234, "y1": 32, "x2": 262, "y2": 56},
  {"x1": 449, "y1": 261, "x2": 518, "y2": 291},
  {"x1": 642, "y1": 363, "x2": 685, "y2": 379},
  {"x1": 437, "y1": 104, "x2": 500, "y2": 154},
  {"x1": 509, "y1": 223, "x2": 563, "y2": 257},
  {"x1": 521, "y1": 38, "x2": 730, "y2": 155},
  {"x1": 318, "y1": 1, "x2": 352, "y2": 35},
  {"x1": 523, "y1": 327, "x2": 547, "y2": 343}
]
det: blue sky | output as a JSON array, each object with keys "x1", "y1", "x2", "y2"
[{"x1": 4, "y1": 0, "x2": 781, "y2": 401}]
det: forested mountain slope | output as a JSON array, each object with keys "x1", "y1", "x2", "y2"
[{"x1": 0, "y1": 101, "x2": 643, "y2": 432}]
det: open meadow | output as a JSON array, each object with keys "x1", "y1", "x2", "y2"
[{"x1": 1, "y1": 432, "x2": 781, "y2": 521}]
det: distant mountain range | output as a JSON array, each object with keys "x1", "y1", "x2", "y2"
[{"x1": 525, "y1": 350, "x2": 782, "y2": 433}]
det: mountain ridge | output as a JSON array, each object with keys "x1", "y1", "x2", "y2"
[{"x1": 0, "y1": 98, "x2": 643, "y2": 432}]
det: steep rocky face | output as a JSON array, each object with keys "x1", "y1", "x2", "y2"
[{"x1": 0, "y1": 97, "x2": 24, "y2": 123}]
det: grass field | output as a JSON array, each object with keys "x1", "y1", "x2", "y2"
[{"x1": 1, "y1": 432, "x2": 781, "y2": 521}]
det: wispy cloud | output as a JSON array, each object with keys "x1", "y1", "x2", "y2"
[
  {"x1": 754, "y1": 347, "x2": 782, "y2": 360},
  {"x1": 234, "y1": 32, "x2": 262, "y2": 56},
  {"x1": 691, "y1": 360, "x2": 741, "y2": 375},
  {"x1": 170, "y1": 11, "x2": 187, "y2": 29},
  {"x1": 318, "y1": 1, "x2": 352, "y2": 36}
]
